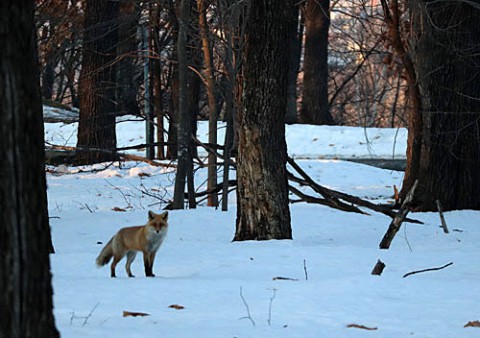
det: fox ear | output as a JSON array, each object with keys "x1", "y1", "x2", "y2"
[
  {"x1": 148, "y1": 210, "x2": 155, "y2": 220},
  {"x1": 161, "y1": 211, "x2": 169, "y2": 221}
]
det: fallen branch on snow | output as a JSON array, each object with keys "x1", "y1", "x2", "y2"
[{"x1": 402, "y1": 262, "x2": 453, "y2": 278}]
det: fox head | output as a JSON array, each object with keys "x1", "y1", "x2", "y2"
[{"x1": 147, "y1": 210, "x2": 168, "y2": 234}]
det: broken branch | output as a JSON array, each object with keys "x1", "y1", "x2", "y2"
[{"x1": 403, "y1": 262, "x2": 453, "y2": 278}]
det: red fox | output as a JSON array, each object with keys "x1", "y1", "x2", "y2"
[{"x1": 96, "y1": 211, "x2": 168, "y2": 277}]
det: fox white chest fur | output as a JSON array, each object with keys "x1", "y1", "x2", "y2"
[{"x1": 145, "y1": 227, "x2": 167, "y2": 253}]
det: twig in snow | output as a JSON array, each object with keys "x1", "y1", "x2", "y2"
[
  {"x1": 403, "y1": 222, "x2": 413, "y2": 252},
  {"x1": 82, "y1": 203, "x2": 94, "y2": 213},
  {"x1": 272, "y1": 276, "x2": 299, "y2": 281},
  {"x1": 82, "y1": 303, "x2": 100, "y2": 326},
  {"x1": 303, "y1": 259, "x2": 308, "y2": 281},
  {"x1": 436, "y1": 200, "x2": 449, "y2": 234},
  {"x1": 70, "y1": 303, "x2": 100, "y2": 326},
  {"x1": 403, "y1": 262, "x2": 453, "y2": 278},
  {"x1": 267, "y1": 288, "x2": 276, "y2": 326},
  {"x1": 106, "y1": 179, "x2": 132, "y2": 208},
  {"x1": 239, "y1": 287, "x2": 256, "y2": 326}
]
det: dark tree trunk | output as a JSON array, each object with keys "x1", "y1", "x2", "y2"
[
  {"x1": 151, "y1": 4, "x2": 167, "y2": 160},
  {"x1": 285, "y1": 8, "x2": 303, "y2": 124},
  {"x1": 234, "y1": 0, "x2": 294, "y2": 241},
  {"x1": 0, "y1": 1, "x2": 59, "y2": 336},
  {"x1": 116, "y1": 0, "x2": 141, "y2": 116},
  {"x1": 166, "y1": 1, "x2": 179, "y2": 160},
  {"x1": 76, "y1": 0, "x2": 119, "y2": 164},
  {"x1": 299, "y1": 0, "x2": 334, "y2": 125},
  {"x1": 221, "y1": 29, "x2": 236, "y2": 212},
  {"x1": 173, "y1": 0, "x2": 197, "y2": 209},
  {"x1": 406, "y1": 1, "x2": 480, "y2": 211},
  {"x1": 41, "y1": 55, "x2": 56, "y2": 100}
]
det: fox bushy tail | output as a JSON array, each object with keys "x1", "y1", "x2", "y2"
[{"x1": 96, "y1": 237, "x2": 114, "y2": 267}]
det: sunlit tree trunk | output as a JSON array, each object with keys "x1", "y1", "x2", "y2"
[{"x1": 198, "y1": 0, "x2": 218, "y2": 207}]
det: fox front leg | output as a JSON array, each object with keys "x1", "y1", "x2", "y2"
[{"x1": 143, "y1": 252, "x2": 155, "y2": 277}]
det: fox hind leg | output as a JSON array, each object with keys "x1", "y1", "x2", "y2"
[
  {"x1": 110, "y1": 254, "x2": 122, "y2": 278},
  {"x1": 125, "y1": 251, "x2": 137, "y2": 277}
]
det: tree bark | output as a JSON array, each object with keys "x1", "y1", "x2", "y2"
[
  {"x1": 381, "y1": 0, "x2": 423, "y2": 205},
  {"x1": 115, "y1": 0, "x2": 141, "y2": 117},
  {"x1": 76, "y1": 0, "x2": 119, "y2": 164},
  {"x1": 173, "y1": 0, "x2": 198, "y2": 209},
  {"x1": 0, "y1": 1, "x2": 59, "y2": 336},
  {"x1": 285, "y1": 7, "x2": 303, "y2": 124},
  {"x1": 197, "y1": 0, "x2": 219, "y2": 207},
  {"x1": 299, "y1": 0, "x2": 334, "y2": 125},
  {"x1": 407, "y1": 1, "x2": 480, "y2": 210},
  {"x1": 234, "y1": 0, "x2": 295, "y2": 240}
]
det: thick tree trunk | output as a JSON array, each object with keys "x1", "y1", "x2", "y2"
[
  {"x1": 234, "y1": 0, "x2": 294, "y2": 240},
  {"x1": 76, "y1": 0, "x2": 119, "y2": 164},
  {"x1": 116, "y1": 0, "x2": 140, "y2": 116},
  {"x1": 299, "y1": 0, "x2": 334, "y2": 125},
  {"x1": 407, "y1": 1, "x2": 480, "y2": 211},
  {"x1": 0, "y1": 1, "x2": 59, "y2": 336}
]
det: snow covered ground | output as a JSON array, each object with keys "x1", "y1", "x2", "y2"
[
  {"x1": 44, "y1": 115, "x2": 408, "y2": 159},
  {"x1": 45, "y1": 116, "x2": 480, "y2": 337}
]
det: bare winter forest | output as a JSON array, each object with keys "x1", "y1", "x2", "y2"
[{"x1": 1, "y1": 0, "x2": 480, "y2": 336}]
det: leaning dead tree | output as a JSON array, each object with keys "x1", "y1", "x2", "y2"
[
  {"x1": 379, "y1": 179, "x2": 418, "y2": 249},
  {"x1": 287, "y1": 157, "x2": 422, "y2": 224}
]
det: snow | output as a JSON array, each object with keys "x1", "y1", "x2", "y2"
[
  {"x1": 45, "y1": 115, "x2": 480, "y2": 337},
  {"x1": 45, "y1": 117, "x2": 407, "y2": 159}
]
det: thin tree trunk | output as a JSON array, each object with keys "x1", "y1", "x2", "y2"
[
  {"x1": 285, "y1": 8, "x2": 303, "y2": 124},
  {"x1": 151, "y1": 5, "x2": 166, "y2": 159},
  {"x1": 173, "y1": 0, "x2": 191, "y2": 209},
  {"x1": 41, "y1": 55, "x2": 56, "y2": 100},
  {"x1": 0, "y1": 1, "x2": 59, "y2": 336},
  {"x1": 221, "y1": 30, "x2": 236, "y2": 211},
  {"x1": 197, "y1": 0, "x2": 218, "y2": 207}
]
